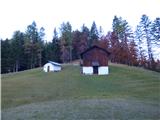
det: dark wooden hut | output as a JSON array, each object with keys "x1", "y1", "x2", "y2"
[{"x1": 80, "y1": 45, "x2": 110, "y2": 75}]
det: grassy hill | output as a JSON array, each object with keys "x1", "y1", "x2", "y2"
[{"x1": 2, "y1": 63, "x2": 160, "y2": 119}]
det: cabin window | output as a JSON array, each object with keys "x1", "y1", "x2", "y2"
[{"x1": 92, "y1": 61, "x2": 99, "y2": 66}]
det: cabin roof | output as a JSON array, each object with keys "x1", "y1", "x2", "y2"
[
  {"x1": 80, "y1": 45, "x2": 110, "y2": 58},
  {"x1": 48, "y1": 61, "x2": 61, "y2": 66}
]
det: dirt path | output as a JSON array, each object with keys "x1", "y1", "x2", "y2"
[{"x1": 2, "y1": 98, "x2": 160, "y2": 120}]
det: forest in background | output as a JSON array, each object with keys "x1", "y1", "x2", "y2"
[{"x1": 1, "y1": 14, "x2": 160, "y2": 73}]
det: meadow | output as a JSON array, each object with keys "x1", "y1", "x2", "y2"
[{"x1": 2, "y1": 63, "x2": 160, "y2": 119}]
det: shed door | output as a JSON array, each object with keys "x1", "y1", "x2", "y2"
[
  {"x1": 47, "y1": 66, "x2": 50, "y2": 72},
  {"x1": 93, "y1": 66, "x2": 98, "y2": 74}
]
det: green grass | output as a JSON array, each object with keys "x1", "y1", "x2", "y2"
[
  {"x1": 2, "y1": 64, "x2": 160, "y2": 119},
  {"x1": 2, "y1": 63, "x2": 160, "y2": 110}
]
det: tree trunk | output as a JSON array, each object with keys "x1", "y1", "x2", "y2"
[
  {"x1": 39, "y1": 51, "x2": 42, "y2": 67},
  {"x1": 16, "y1": 60, "x2": 19, "y2": 72},
  {"x1": 69, "y1": 46, "x2": 72, "y2": 62}
]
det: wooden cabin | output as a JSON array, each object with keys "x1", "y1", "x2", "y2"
[{"x1": 80, "y1": 45, "x2": 110, "y2": 75}]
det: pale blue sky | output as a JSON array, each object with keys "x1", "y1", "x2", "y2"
[
  {"x1": 0, "y1": 0, "x2": 160, "y2": 41},
  {"x1": 1, "y1": 0, "x2": 159, "y2": 59}
]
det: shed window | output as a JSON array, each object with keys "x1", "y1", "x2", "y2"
[{"x1": 92, "y1": 61, "x2": 99, "y2": 66}]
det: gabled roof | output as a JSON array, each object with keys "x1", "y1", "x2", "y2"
[
  {"x1": 80, "y1": 45, "x2": 110, "y2": 58},
  {"x1": 48, "y1": 61, "x2": 61, "y2": 66}
]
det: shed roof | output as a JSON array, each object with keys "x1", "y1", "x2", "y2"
[
  {"x1": 48, "y1": 61, "x2": 61, "y2": 66},
  {"x1": 80, "y1": 45, "x2": 110, "y2": 58}
]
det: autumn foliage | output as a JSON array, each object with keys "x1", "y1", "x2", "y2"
[{"x1": 1, "y1": 15, "x2": 160, "y2": 73}]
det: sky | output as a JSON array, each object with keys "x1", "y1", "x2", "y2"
[
  {"x1": 0, "y1": 0, "x2": 159, "y2": 59},
  {"x1": 0, "y1": 0, "x2": 160, "y2": 40}
]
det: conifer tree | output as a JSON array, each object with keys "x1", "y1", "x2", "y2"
[
  {"x1": 89, "y1": 21, "x2": 99, "y2": 46},
  {"x1": 139, "y1": 15, "x2": 153, "y2": 63},
  {"x1": 52, "y1": 28, "x2": 61, "y2": 62},
  {"x1": 151, "y1": 17, "x2": 160, "y2": 45},
  {"x1": 11, "y1": 31, "x2": 25, "y2": 72},
  {"x1": 60, "y1": 22, "x2": 72, "y2": 62},
  {"x1": 112, "y1": 16, "x2": 134, "y2": 65}
]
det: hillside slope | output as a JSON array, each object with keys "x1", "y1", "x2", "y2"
[{"x1": 2, "y1": 64, "x2": 160, "y2": 119}]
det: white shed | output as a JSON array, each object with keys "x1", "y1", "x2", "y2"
[{"x1": 43, "y1": 61, "x2": 61, "y2": 72}]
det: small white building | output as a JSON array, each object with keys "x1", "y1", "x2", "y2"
[{"x1": 43, "y1": 61, "x2": 61, "y2": 72}]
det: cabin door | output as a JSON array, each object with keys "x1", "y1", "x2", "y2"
[
  {"x1": 93, "y1": 66, "x2": 98, "y2": 74},
  {"x1": 47, "y1": 66, "x2": 50, "y2": 72}
]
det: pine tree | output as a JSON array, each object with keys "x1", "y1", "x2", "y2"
[
  {"x1": 24, "y1": 21, "x2": 38, "y2": 68},
  {"x1": 52, "y1": 28, "x2": 61, "y2": 62},
  {"x1": 110, "y1": 31, "x2": 120, "y2": 63},
  {"x1": 135, "y1": 25, "x2": 146, "y2": 66},
  {"x1": 139, "y1": 15, "x2": 153, "y2": 63},
  {"x1": 24, "y1": 21, "x2": 45, "y2": 68},
  {"x1": 1, "y1": 39, "x2": 12, "y2": 73},
  {"x1": 99, "y1": 26, "x2": 103, "y2": 38},
  {"x1": 72, "y1": 30, "x2": 88, "y2": 59},
  {"x1": 72, "y1": 30, "x2": 81, "y2": 59},
  {"x1": 38, "y1": 27, "x2": 45, "y2": 67},
  {"x1": 112, "y1": 16, "x2": 134, "y2": 65},
  {"x1": 98, "y1": 32, "x2": 110, "y2": 50},
  {"x1": 129, "y1": 40, "x2": 138, "y2": 66},
  {"x1": 60, "y1": 22, "x2": 72, "y2": 62},
  {"x1": 81, "y1": 24, "x2": 90, "y2": 48},
  {"x1": 89, "y1": 21, "x2": 99, "y2": 47},
  {"x1": 11, "y1": 31, "x2": 25, "y2": 72},
  {"x1": 151, "y1": 17, "x2": 160, "y2": 46}
]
